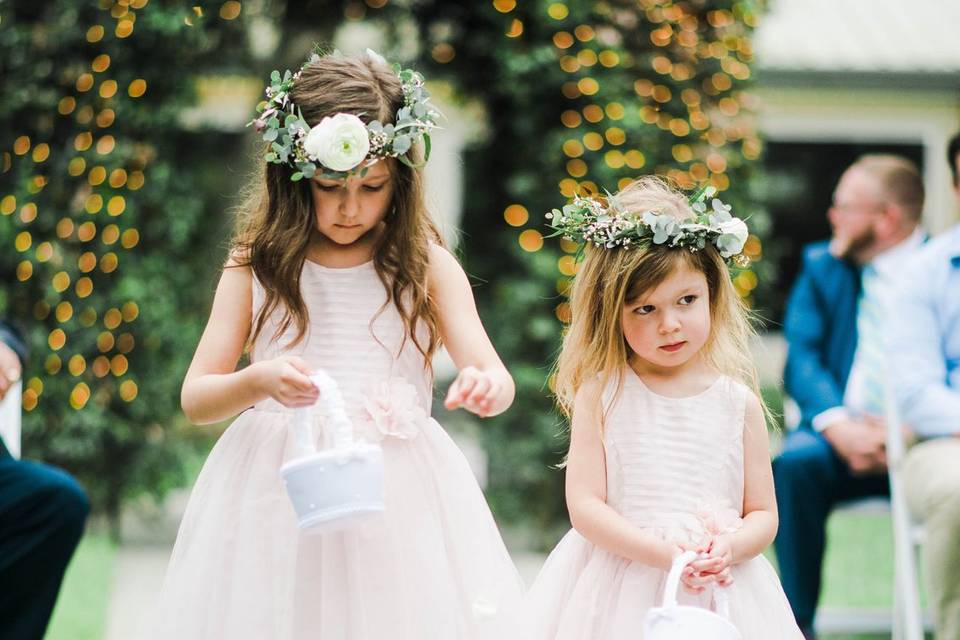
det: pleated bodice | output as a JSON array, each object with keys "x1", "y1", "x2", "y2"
[{"x1": 602, "y1": 370, "x2": 747, "y2": 542}]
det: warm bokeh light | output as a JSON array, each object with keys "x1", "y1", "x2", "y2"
[
  {"x1": 104, "y1": 308, "x2": 123, "y2": 330},
  {"x1": 548, "y1": 3, "x2": 569, "y2": 20},
  {"x1": 503, "y1": 204, "x2": 529, "y2": 227},
  {"x1": 70, "y1": 383, "x2": 91, "y2": 410},
  {"x1": 48, "y1": 329, "x2": 66, "y2": 351},
  {"x1": 92, "y1": 54, "x2": 111, "y2": 73},
  {"x1": 518, "y1": 229, "x2": 544, "y2": 252},
  {"x1": 121, "y1": 229, "x2": 140, "y2": 249},
  {"x1": 76, "y1": 277, "x2": 94, "y2": 298},
  {"x1": 220, "y1": 1, "x2": 242, "y2": 19},
  {"x1": 35, "y1": 241, "x2": 53, "y2": 262},
  {"x1": 128, "y1": 78, "x2": 147, "y2": 98},
  {"x1": 121, "y1": 301, "x2": 140, "y2": 322},
  {"x1": 69, "y1": 354, "x2": 87, "y2": 376},
  {"x1": 119, "y1": 379, "x2": 139, "y2": 402}
]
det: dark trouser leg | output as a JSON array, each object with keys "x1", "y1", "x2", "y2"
[
  {"x1": 0, "y1": 437, "x2": 90, "y2": 640},
  {"x1": 773, "y1": 428, "x2": 888, "y2": 634}
]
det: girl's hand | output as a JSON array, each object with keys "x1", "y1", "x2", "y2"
[
  {"x1": 660, "y1": 541, "x2": 701, "y2": 572},
  {"x1": 254, "y1": 356, "x2": 319, "y2": 408},
  {"x1": 682, "y1": 536, "x2": 735, "y2": 592},
  {"x1": 443, "y1": 366, "x2": 506, "y2": 417}
]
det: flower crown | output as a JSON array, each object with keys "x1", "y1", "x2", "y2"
[
  {"x1": 546, "y1": 185, "x2": 751, "y2": 266},
  {"x1": 248, "y1": 48, "x2": 441, "y2": 182}
]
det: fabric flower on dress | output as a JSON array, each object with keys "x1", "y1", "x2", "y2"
[
  {"x1": 363, "y1": 377, "x2": 426, "y2": 441},
  {"x1": 695, "y1": 497, "x2": 744, "y2": 538}
]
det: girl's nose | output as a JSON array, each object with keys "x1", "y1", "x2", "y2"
[
  {"x1": 659, "y1": 313, "x2": 681, "y2": 334},
  {"x1": 340, "y1": 190, "x2": 360, "y2": 219}
]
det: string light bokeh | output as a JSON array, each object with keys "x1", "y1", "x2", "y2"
[
  {"x1": 2, "y1": 0, "x2": 244, "y2": 415},
  {"x1": 487, "y1": 1, "x2": 766, "y2": 324}
]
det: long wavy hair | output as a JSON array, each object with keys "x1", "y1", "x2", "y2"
[
  {"x1": 554, "y1": 177, "x2": 763, "y2": 427},
  {"x1": 231, "y1": 52, "x2": 444, "y2": 363}
]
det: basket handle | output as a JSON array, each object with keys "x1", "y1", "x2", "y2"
[
  {"x1": 291, "y1": 371, "x2": 355, "y2": 456},
  {"x1": 661, "y1": 550, "x2": 733, "y2": 618}
]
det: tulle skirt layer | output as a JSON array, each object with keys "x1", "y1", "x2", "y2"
[
  {"x1": 520, "y1": 530, "x2": 804, "y2": 640},
  {"x1": 150, "y1": 409, "x2": 524, "y2": 640}
]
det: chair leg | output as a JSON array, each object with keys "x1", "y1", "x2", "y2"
[{"x1": 893, "y1": 570, "x2": 904, "y2": 640}]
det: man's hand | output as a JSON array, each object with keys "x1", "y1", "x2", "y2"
[
  {"x1": 822, "y1": 416, "x2": 887, "y2": 474},
  {"x1": 0, "y1": 341, "x2": 22, "y2": 402}
]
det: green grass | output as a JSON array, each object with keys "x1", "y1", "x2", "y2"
[
  {"x1": 45, "y1": 531, "x2": 116, "y2": 640},
  {"x1": 767, "y1": 510, "x2": 930, "y2": 640}
]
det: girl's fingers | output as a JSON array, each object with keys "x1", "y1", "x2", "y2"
[
  {"x1": 482, "y1": 381, "x2": 501, "y2": 407},
  {"x1": 287, "y1": 356, "x2": 313, "y2": 375},
  {"x1": 444, "y1": 377, "x2": 464, "y2": 409},
  {"x1": 467, "y1": 378, "x2": 492, "y2": 405},
  {"x1": 458, "y1": 373, "x2": 478, "y2": 401},
  {"x1": 689, "y1": 557, "x2": 724, "y2": 573},
  {"x1": 446, "y1": 372, "x2": 478, "y2": 409}
]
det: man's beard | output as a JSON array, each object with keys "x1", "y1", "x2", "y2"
[{"x1": 829, "y1": 226, "x2": 876, "y2": 264}]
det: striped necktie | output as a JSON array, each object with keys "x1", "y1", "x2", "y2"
[{"x1": 857, "y1": 264, "x2": 886, "y2": 416}]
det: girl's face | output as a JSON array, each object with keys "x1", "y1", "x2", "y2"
[
  {"x1": 309, "y1": 160, "x2": 394, "y2": 246},
  {"x1": 621, "y1": 262, "x2": 711, "y2": 371}
]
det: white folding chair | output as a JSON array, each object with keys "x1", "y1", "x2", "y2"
[
  {"x1": 0, "y1": 380, "x2": 22, "y2": 459},
  {"x1": 781, "y1": 394, "x2": 929, "y2": 637},
  {"x1": 882, "y1": 377, "x2": 926, "y2": 640}
]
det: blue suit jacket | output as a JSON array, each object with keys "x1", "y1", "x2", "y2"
[
  {"x1": 0, "y1": 319, "x2": 27, "y2": 366},
  {"x1": 783, "y1": 242, "x2": 861, "y2": 431}
]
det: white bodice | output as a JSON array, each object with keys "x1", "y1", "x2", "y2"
[
  {"x1": 601, "y1": 370, "x2": 748, "y2": 544},
  {"x1": 249, "y1": 260, "x2": 432, "y2": 422}
]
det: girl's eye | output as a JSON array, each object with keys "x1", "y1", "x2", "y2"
[
  {"x1": 634, "y1": 305, "x2": 655, "y2": 315},
  {"x1": 362, "y1": 184, "x2": 386, "y2": 192},
  {"x1": 679, "y1": 294, "x2": 698, "y2": 305},
  {"x1": 317, "y1": 183, "x2": 340, "y2": 192}
]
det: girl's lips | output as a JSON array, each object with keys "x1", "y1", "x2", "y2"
[{"x1": 659, "y1": 341, "x2": 686, "y2": 352}]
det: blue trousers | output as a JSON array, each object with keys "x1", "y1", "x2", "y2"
[
  {"x1": 773, "y1": 428, "x2": 889, "y2": 633},
  {"x1": 0, "y1": 437, "x2": 89, "y2": 640}
]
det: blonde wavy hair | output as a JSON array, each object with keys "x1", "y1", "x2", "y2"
[{"x1": 554, "y1": 177, "x2": 763, "y2": 425}]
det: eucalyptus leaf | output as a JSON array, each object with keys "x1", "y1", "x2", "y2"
[{"x1": 392, "y1": 135, "x2": 412, "y2": 154}]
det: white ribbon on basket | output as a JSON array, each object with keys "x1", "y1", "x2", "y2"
[
  {"x1": 280, "y1": 370, "x2": 385, "y2": 533},
  {"x1": 643, "y1": 550, "x2": 742, "y2": 640},
  {"x1": 291, "y1": 371, "x2": 355, "y2": 457}
]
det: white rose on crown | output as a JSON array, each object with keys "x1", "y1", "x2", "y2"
[
  {"x1": 303, "y1": 113, "x2": 371, "y2": 172},
  {"x1": 716, "y1": 217, "x2": 749, "y2": 258}
]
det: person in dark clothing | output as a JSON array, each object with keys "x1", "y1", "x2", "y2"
[{"x1": 0, "y1": 319, "x2": 90, "y2": 640}]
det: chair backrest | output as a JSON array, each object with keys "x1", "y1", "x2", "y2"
[{"x1": 0, "y1": 380, "x2": 22, "y2": 459}]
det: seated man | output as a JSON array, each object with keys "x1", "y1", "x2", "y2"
[
  {"x1": 774, "y1": 154, "x2": 926, "y2": 637},
  {"x1": 888, "y1": 132, "x2": 960, "y2": 640},
  {"x1": 0, "y1": 319, "x2": 90, "y2": 640}
]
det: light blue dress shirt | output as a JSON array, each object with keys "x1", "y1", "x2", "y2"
[{"x1": 889, "y1": 224, "x2": 960, "y2": 438}]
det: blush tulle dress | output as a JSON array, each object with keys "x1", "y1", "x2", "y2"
[
  {"x1": 521, "y1": 371, "x2": 803, "y2": 639},
  {"x1": 150, "y1": 260, "x2": 524, "y2": 639}
]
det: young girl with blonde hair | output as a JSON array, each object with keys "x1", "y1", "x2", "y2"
[
  {"x1": 151, "y1": 50, "x2": 522, "y2": 639},
  {"x1": 523, "y1": 177, "x2": 803, "y2": 638}
]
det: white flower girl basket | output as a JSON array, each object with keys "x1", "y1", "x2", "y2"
[
  {"x1": 643, "y1": 550, "x2": 743, "y2": 640},
  {"x1": 279, "y1": 371, "x2": 385, "y2": 533}
]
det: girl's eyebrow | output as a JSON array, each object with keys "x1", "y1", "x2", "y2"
[{"x1": 675, "y1": 285, "x2": 704, "y2": 295}]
